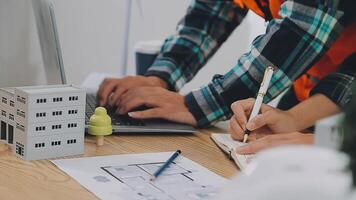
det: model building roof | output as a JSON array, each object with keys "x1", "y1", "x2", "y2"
[
  {"x1": 16, "y1": 85, "x2": 83, "y2": 95},
  {"x1": 0, "y1": 88, "x2": 15, "y2": 96}
]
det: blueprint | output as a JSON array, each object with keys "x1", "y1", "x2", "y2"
[{"x1": 52, "y1": 152, "x2": 227, "y2": 200}]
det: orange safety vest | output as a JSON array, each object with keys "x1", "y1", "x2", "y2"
[{"x1": 234, "y1": 0, "x2": 356, "y2": 101}]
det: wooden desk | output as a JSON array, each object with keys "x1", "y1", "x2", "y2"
[{"x1": 0, "y1": 129, "x2": 238, "y2": 200}]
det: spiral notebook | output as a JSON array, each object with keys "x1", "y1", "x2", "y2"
[{"x1": 211, "y1": 133, "x2": 255, "y2": 171}]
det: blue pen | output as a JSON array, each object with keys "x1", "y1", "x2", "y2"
[{"x1": 150, "y1": 150, "x2": 182, "y2": 181}]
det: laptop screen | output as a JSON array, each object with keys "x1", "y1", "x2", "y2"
[{"x1": 32, "y1": 0, "x2": 67, "y2": 85}]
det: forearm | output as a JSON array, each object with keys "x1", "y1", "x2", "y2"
[
  {"x1": 288, "y1": 94, "x2": 340, "y2": 131},
  {"x1": 185, "y1": 0, "x2": 349, "y2": 127},
  {"x1": 289, "y1": 53, "x2": 356, "y2": 131},
  {"x1": 145, "y1": 0, "x2": 247, "y2": 91},
  {"x1": 310, "y1": 53, "x2": 356, "y2": 108}
]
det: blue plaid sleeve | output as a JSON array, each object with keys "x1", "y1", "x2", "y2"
[
  {"x1": 145, "y1": 0, "x2": 248, "y2": 91},
  {"x1": 185, "y1": 0, "x2": 354, "y2": 127}
]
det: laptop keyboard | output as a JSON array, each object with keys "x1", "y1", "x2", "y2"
[{"x1": 85, "y1": 94, "x2": 145, "y2": 126}]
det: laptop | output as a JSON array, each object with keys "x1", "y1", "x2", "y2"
[{"x1": 31, "y1": 0, "x2": 196, "y2": 133}]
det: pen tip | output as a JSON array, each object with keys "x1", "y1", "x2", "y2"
[
  {"x1": 150, "y1": 176, "x2": 156, "y2": 181},
  {"x1": 243, "y1": 134, "x2": 248, "y2": 143},
  {"x1": 243, "y1": 129, "x2": 251, "y2": 135}
]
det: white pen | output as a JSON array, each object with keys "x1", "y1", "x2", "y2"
[{"x1": 243, "y1": 66, "x2": 274, "y2": 143}]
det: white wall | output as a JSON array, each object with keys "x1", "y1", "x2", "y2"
[
  {"x1": 0, "y1": 0, "x2": 46, "y2": 87},
  {"x1": 0, "y1": 0, "x2": 265, "y2": 94}
]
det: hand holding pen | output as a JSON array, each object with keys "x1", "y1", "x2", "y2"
[
  {"x1": 228, "y1": 67, "x2": 274, "y2": 143},
  {"x1": 242, "y1": 66, "x2": 274, "y2": 143}
]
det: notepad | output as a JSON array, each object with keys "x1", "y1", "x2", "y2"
[{"x1": 211, "y1": 133, "x2": 255, "y2": 171}]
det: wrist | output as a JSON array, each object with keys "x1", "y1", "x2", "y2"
[
  {"x1": 147, "y1": 76, "x2": 168, "y2": 89},
  {"x1": 286, "y1": 108, "x2": 305, "y2": 131}
]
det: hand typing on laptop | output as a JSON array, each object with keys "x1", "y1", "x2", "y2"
[
  {"x1": 121, "y1": 87, "x2": 197, "y2": 126},
  {"x1": 97, "y1": 76, "x2": 168, "y2": 106},
  {"x1": 96, "y1": 76, "x2": 197, "y2": 127}
]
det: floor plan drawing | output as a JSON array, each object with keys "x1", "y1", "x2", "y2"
[
  {"x1": 52, "y1": 152, "x2": 227, "y2": 200},
  {"x1": 102, "y1": 162, "x2": 219, "y2": 200}
]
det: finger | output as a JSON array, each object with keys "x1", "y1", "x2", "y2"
[
  {"x1": 118, "y1": 88, "x2": 143, "y2": 112},
  {"x1": 119, "y1": 93, "x2": 160, "y2": 114},
  {"x1": 246, "y1": 110, "x2": 277, "y2": 131},
  {"x1": 235, "y1": 137, "x2": 271, "y2": 154},
  {"x1": 260, "y1": 103, "x2": 275, "y2": 114},
  {"x1": 128, "y1": 108, "x2": 165, "y2": 119},
  {"x1": 130, "y1": 108, "x2": 197, "y2": 126},
  {"x1": 229, "y1": 117, "x2": 244, "y2": 141},
  {"x1": 231, "y1": 98, "x2": 255, "y2": 114},
  {"x1": 119, "y1": 88, "x2": 164, "y2": 113},
  {"x1": 270, "y1": 132, "x2": 314, "y2": 145},
  {"x1": 117, "y1": 87, "x2": 137, "y2": 108},
  {"x1": 110, "y1": 87, "x2": 128, "y2": 106},
  {"x1": 236, "y1": 132, "x2": 309, "y2": 155},
  {"x1": 248, "y1": 126, "x2": 272, "y2": 140},
  {"x1": 118, "y1": 96, "x2": 147, "y2": 114},
  {"x1": 97, "y1": 80, "x2": 119, "y2": 106},
  {"x1": 97, "y1": 78, "x2": 113, "y2": 98},
  {"x1": 231, "y1": 103, "x2": 248, "y2": 129}
]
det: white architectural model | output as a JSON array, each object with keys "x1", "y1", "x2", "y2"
[
  {"x1": 0, "y1": 88, "x2": 15, "y2": 147},
  {"x1": 0, "y1": 85, "x2": 86, "y2": 160}
]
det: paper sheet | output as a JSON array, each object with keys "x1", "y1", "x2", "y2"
[
  {"x1": 211, "y1": 133, "x2": 255, "y2": 170},
  {"x1": 52, "y1": 152, "x2": 226, "y2": 200}
]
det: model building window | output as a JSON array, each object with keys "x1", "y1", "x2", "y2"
[
  {"x1": 52, "y1": 124, "x2": 62, "y2": 130},
  {"x1": 17, "y1": 96, "x2": 26, "y2": 104},
  {"x1": 36, "y1": 112, "x2": 46, "y2": 117},
  {"x1": 53, "y1": 97, "x2": 63, "y2": 102},
  {"x1": 16, "y1": 123, "x2": 25, "y2": 132},
  {"x1": 16, "y1": 142, "x2": 24, "y2": 156},
  {"x1": 68, "y1": 109, "x2": 78, "y2": 115},
  {"x1": 17, "y1": 109, "x2": 25, "y2": 118},
  {"x1": 68, "y1": 123, "x2": 77, "y2": 128},
  {"x1": 69, "y1": 96, "x2": 79, "y2": 101},
  {"x1": 67, "y1": 139, "x2": 77, "y2": 144},
  {"x1": 35, "y1": 126, "x2": 45, "y2": 131},
  {"x1": 8, "y1": 125, "x2": 13, "y2": 144},
  {"x1": 10, "y1": 100, "x2": 14, "y2": 107},
  {"x1": 35, "y1": 143, "x2": 45, "y2": 148},
  {"x1": 52, "y1": 111, "x2": 62, "y2": 116},
  {"x1": 2, "y1": 97, "x2": 7, "y2": 104},
  {"x1": 1, "y1": 121, "x2": 6, "y2": 140},
  {"x1": 51, "y1": 141, "x2": 61, "y2": 146},
  {"x1": 1, "y1": 110, "x2": 6, "y2": 117},
  {"x1": 9, "y1": 114, "x2": 14, "y2": 121},
  {"x1": 36, "y1": 98, "x2": 47, "y2": 104}
]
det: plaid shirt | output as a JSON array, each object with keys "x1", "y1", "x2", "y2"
[{"x1": 145, "y1": 0, "x2": 355, "y2": 127}]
